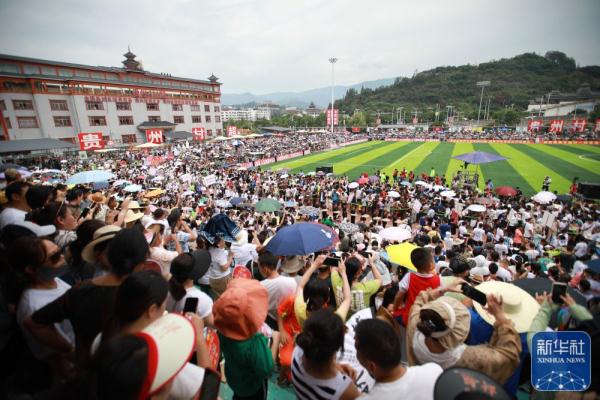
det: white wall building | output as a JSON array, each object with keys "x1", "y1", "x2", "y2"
[{"x1": 221, "y1": 107, "x2": 271, "y2": 122}]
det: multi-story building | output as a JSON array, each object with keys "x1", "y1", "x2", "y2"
[
  {"x1": 0, "y1": 50, "x2": 223, "y2": 144},
  {"x1": 221, "y1": 107, "x2": 271, "y2": 122},
  {"x1": 305, "y1": 101, "x2": 322, "y2": 117}
]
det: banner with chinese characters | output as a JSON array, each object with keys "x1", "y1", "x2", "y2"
[
  {"x1": 145, "y1": 129, "x2": 164, "y2": 144},
  {"x1": 548, "y1": 120, "x2": 564, "y2": 133},
  {"x1": 78, "y1": 132, "x2": 104, "y2": 151},
  {"x1": 527, "y1": 119, "x2": 543, "y2": 132},
  {"x1": 192, "y1": 127, "x2": 206, "y2": 140},
  {"x1": 326, "y1": 109, "x2": 339, "y2": 126},
  {"x1": 227, "y1": 125, "x2": 237, "y2": 137},
  {"x1": 351, "y1": 127, "x2": 360, "y2": 133},
  {"x1": 572, "y1": 119, "x2": 587, "y2": 132}
]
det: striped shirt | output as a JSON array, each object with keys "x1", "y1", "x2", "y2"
[{"x1": 291, "y1": 346, "x2": 352, "y2": 400}]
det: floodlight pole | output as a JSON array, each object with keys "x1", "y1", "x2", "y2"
[
  {"x1": 476, "y1": 81, "x2": 490, "y2": 126},
  {"x1": 329, "y1": 57, "x2": 338, "y2": 133}
]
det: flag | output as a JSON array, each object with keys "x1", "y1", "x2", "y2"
[
  {"x1": 548, "y1": 120, "x2": 564, "y2": 133},
  {"x1": 572, "y1": 119, "x2": 587, "y2": 132},
  {"x1": 78, "y1": 132, "x2": 104, "y2": 151},
  {"x1": 145, "y1": 129, "x2": 164, "y2": 144},
  {"x1": 192, "y1": 127, "x2": 206, "y2": 140}
]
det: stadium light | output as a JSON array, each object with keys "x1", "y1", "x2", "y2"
[
  {"x1": 476, "y1": 80, "x2": 491, "y2": 126},
  {"x1": 329, "y1": 57, "x2": 338, "y2": 133}
]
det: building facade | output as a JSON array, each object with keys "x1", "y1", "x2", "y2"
[
  {"x1": 0, "y1": 50, "x2": 223, "y2": 144},
  {"x1": 221, "y1": 107, "x2": 271, "y2": 122}
]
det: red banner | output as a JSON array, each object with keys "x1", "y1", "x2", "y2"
[
  {"x1": 78, "y1": 132, "x2": 104, "y2": 151},
  {"x1": 192, "y1": 127, "x2": 206, "y2": 140},
  {"x1": 226, "y1": 125, "x2": 237, "y2": 137},
  {"x1": 326, "y1": 109, "x2": 339, "y2": 126},
  {"x1": 145, "y1": 129, "x2": 164, "y2": 144},
  {"x1": 572, "y1": 119, "x2": 587, "y2": 132},
  {"x1": 527, "y1": 119, "x2": 543, "y2": 132},
  {"x1": 351, "y1": 127, "x2": 360, "y2": 133},
  {"x1": 549, "y1": 120, "x2": 564, "y2": 133}
]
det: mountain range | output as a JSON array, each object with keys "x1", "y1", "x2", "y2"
[{"x1": 221, "y1": 78, "x2": 396, "y2": 108}]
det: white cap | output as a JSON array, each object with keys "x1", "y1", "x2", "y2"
[{"x1": 9, "y1": 220, "x2": 56, "y2": 237}]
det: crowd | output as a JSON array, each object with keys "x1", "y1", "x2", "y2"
[
  {"x1": 0, "y1": 135, "x2": 599, "y2": 400},
  {"x1": 380, "y1": 129, "x2": 597, "y2": 142}
]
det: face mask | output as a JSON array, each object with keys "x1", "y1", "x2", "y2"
[{"x1": 37, "y1": 265, "x2": 68, "y2": 282}]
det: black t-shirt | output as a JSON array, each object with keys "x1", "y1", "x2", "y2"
[
  {"x1": 32, "y1": 282, "x2": 118, "y2": 367},
  {"x1": 559, "y1": 253, "x2": 575, "y2": 273}
]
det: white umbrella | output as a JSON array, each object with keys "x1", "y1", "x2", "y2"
[
  {"x1": 112, "y1": 179, "x2": 131, "y2": 187},
  {"x1": 388, "y1": 191, "x2": 400, "y2": 198},
  {"x1": 467, "y1": 204, "x2": 486, "y2": 213},
  {"x1": 123, "y1": 184, "x2": 143, "y2": 193},
  {"x1": 414, "y1": 180, "x2": 429, "y2": 186},
  {"x1": 280, "y1": 174, "x2": 289, "y2": 179},
  {"x1": 379, "y1": 227, "x2": 412, "y2": 242},
  {"x1": 432, "y1": 185, "x2": 446, "y2": 192},
  {"x1": 348, "y1": 182, "x2": 359, "y2": 189},
  {"x1": 440, "y1": 190, "x2": 456, "y2": 198},
  {"x1": 532, "y1": 191, "x2": 557, "y2": 204}
]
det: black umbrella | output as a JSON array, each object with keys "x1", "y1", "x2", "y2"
[
  {"x1": 514, "y1": 277, "x2": 587, "y2": 307},
  {"x1": 556, "y1": 194, "x2": 572, "y2": 204}
]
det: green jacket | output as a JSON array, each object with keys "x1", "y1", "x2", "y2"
[{"x1": 219, "y1": 333, "x2": 274, "y2": 396}]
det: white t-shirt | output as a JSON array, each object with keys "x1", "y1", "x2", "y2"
[
  {"x1": 230, "y1": 243, "x2": 258, "y2": 267},
  {"x1": 260, "y1": 275, "x2": 297, "y2": 320},
  {"x1": 16, "y1": 278, "x2": 75, "y2": 360},
  {"x1": 358, "y1": 363, "x2": 442, "y2": 400},
  {"x1": 166, "y1": 286, "x2": 213, "y2": 320},
  {"x1": 149, "y1": 246, "x2": 179, "y2": 276},
  {"x1": 472, "y1": 227, "x2": 485, "y2": 242},
  {"x1": 0, "y1": 207, "x2": 27, "y2": 229},
  {"x1": 207, "y1": 247, "x2": 230, "y2": 280},
  {"x1": 496, "y1": 267, "x2": 513, "y2": 282},
  {"x1": 571, "y1": 260, "x2": 588, "y2": 278}
]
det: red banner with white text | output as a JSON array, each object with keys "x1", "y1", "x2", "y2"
[{"x1": 78, "y1": 132, "x2": 104, "y2": 151}]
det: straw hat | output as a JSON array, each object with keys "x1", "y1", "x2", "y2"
[
  {"x1": 473, "y1": 281, "x2": 540, "y2": 332},
  {"x1": 82, "y1": 225, "x2": 122, "y2": 263},
  {"x1": 124, "y1": 209, "x2": 144, "y2": 224},
  {"x1": 127, "y1": 200, "x2": 145, "y2": 210},
  {"x1": 135, "y1": 313, "x2": 197, "y2": 398},
  {"x1": 420, "y1": 296, "x2": 471, "y2": 350},
  {"x1": 281, "y1": 256, "x2": 304, "y2": 274},
  {"x1": 213, "y1": 278, "x2": 268, "y2": 341},
  {"x1": 91, "y1": 192, "x2": 106, "y2": 203}
]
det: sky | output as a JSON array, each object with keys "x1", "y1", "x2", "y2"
[{"x1": 0, "y1": 0, "x2": 599, "y2": 94}]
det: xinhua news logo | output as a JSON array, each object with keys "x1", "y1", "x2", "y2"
[{"x1": 531, "y1": 331, "x2": 591, "y2": 392}]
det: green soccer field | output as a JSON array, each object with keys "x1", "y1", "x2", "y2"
[{"x1": 268, "y1": 141, "x2": 600, "y2": 196}]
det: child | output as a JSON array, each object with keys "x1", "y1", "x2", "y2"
[{"x1": 393, "y1": 247, "x2": 441, "y2": 325}]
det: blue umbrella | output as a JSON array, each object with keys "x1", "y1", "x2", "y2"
[
  {"x1": 400, "y1": 181, "x2": 411, "y2": 186},
  {"x1": 230, "y1": 197, "x2": 244, "y2": 206},
  {"x1": 285, "y1": 200, "x2": 297, "y2": 208},
  {"x1": 67, "y1": 170, "x2": 115, "y2": 184},
  {"x1": 453, "y1": 151, "x2": 507, "y2": 164},
  {"x1": 93, "y1": 181, "x2": 109, "y2": 190},
  {"x1": 298, "y1": 206, "x2": 320, "y2": 218},
  {"x1": 587, "y1": 259, "x2": 600, "y2": 275},
  {"x1": 264, "y1": 222, "x2": 338, "y2": 256},
  {"x1": 200, "y1": 214, "x2": 240, "y2": 244}
]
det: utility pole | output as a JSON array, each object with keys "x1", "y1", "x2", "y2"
[
  {"x1": 476, "y1": 81, "x2": 491, "y2": 126},
  {"x1": 328, "y1": 57, "x2": 337, "y2": 133}
]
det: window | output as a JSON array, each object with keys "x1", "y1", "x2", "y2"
[
  {"x1": 53, "y1": 116, "x2": 72, "y2": 127},
  {"x1": 86, "y1": 101, "x2": 103, "y2": 110},
  {"x1": 0, "y1": 63, "x2": 19, "y2": 73},
  {"x1": 49, "y1": 99, "x2": 68, "y2": 111},
  {"x1": 172, "y1": 104, "x2": 183, "y2": 111},
  {"x1": 23, "y1": 65, "x2": 40, "y2": 74},
  {"x1": 0, "y1": 100, "x2": 5, "y2": 111},
  {"x1": 215, "y1": 116, "x2": 221, "y2": 123},
  {"x1": 4, "y1": 117, "x2": 11, "y2": 129},
  {"x1": 190, "y1": 105, "x2": 201, "y2": 111},
  {"x1": 58, "y1": 69, "x2": 73, "y2": 77},
  {"x1": 41, "y1": 66, "x2": 56, "y2": 75},
  {"x1": 207, "y1": 129, "x2": 213, "y2": 136},
  {"x1": 116, "y1": 102, "x2": 131, "y2": 111},
  {"x1": 216, "y1": 128, "x2": 222, "y2": 135},
  {"x1": 204, "y1": 105, "x2": 210, "y2": 112},
  {"x1": 192, "y1": 116, "x2": 202, "y2": 123},
  {"x1": 119, "y1": 116, "x2": 134, "y2": 125},
  {"x1": 205, "y1": 115, "x2": 211, "y2": 123},
  {"x1": 91, "y1": 72, "x2": 104, "y2": 79},
  {"x1": 122, "y1": 134, "x2": 137, "y2": 144},
  {"x1": 214, "y1": 106, "x2": 220, "y2": 112},
  {"x1": 89, "y1": 116, "x2": 107, "y2": 126},
  {"x1": 146, "y1": 103, "x2": 159, "y2": 111},
  {"x1": 74, "y1": 70, "x2": 89, "y2": 78},
  {"x1": 148, "y1": 116, "x2": 161, "y2": 122},
  {"x1": 17, "y1": 117, "x2": 38, "y2": 128},
  {"x1": 173, "y1": 116, "x2": 184, "y2": 124},
  {"x1": 12, "y1": 100, "x2": 34, "y2": 110}
]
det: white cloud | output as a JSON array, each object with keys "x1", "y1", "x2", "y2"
[{"x1": 0, "y1": 0, "x2": 598, "y2": 93}]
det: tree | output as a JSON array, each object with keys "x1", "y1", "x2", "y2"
[{"x1": 544, "y1": 51, "x2": 576, "y2": 70}]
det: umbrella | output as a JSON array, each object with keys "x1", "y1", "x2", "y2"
[
  {"x1": 348, "y1": 182, "x2": 359, "y2": 189},
  {"x1": 453, "y1": 151, "x2": 507, "y2": 164},
  {"x1": 0, "y1": 170, "x2": 32, "y2": 179},
  {"x1": 440, "y1": 190, "x2": 456, "y2": 198},
  {"x1": 264, "y1": 222, "x2": 338, "y2": 256},
  {"x1": 144, "y1": 189, "x2": 165, "y2": 198},
  {"x1": 400, "y1": 181, "x2": 411, "y2": 187},
  {"x1": 0, "y1": 163, "x2": 29, "y2": 172},
  {"x1": 93, "y1": 181, "x2": 109, "y2": 190},
  {"x1": 586, "y1": 259, "x2": 600, "y2": 275},
  {"x1": 215, "y1": 199, "x2": 232, "y2": 208},
  {"x1": 495, "y1": 186, "x2": 517, "y2": 197},
  {"x1": 67, "y1": 170, "x2": 115, "y2": 184},
  {"x1": 255, "y1": 198, "x2": 281, "y2": 212},
  {"x1": 532, "y1": 191, "x2": 557, "y2": 204},
  {"x1": 432, "y1": 185, "x2": 446, "y2": 192},
  {"x1": 230, "y1": 197, "x2": 244, "y2": 206},
  {"x1": 388, "y1": 191, "x2": 400, "y2": 198},
  {"x1": 379, "y1": 227, "x2": 412, "y2": 242},
  {"x1": 112, "y1": 179, "x2": 131, "y2": 187},
  {"x1": 123, "y1": 184, "x2": 143, "y2": 193},
  {"x1": 466, "y1": 204, "x2": 486, "y2": 213},
  {"x1": 514, "y1": 278, "x2": 587, "y2": 307},
  {"x1": 358, "y1": 177, "x2": 369, "y2": 185},
  {"x1": 298, "y1": 206, "x2": 320, "y2": 218},
  {"x1": 414, "y1": 180, "x2": 429, "y2": 186},
  {"x1": 556, "y1": 194, "x2": 572, "y2": 204},
  {"x1": 200, "y1": 214, "x2": 240, "y2": 244},
  {"x1": 368, "y1": 175, "x2": 380, "y2": 183},
  {"x1": 284, "y1": 200, "x2": 297, "y2": 208},
  {"x1": 386, "y1": 243, "x2": 418, "y2": 271},
  {"x1": 281, "y1": 174, "x2": 289, "y2": 179},
  {"x1": 340, "y1": 222, "x2": 359, "y2": 234}
]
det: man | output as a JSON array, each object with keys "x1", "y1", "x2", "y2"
[
  {"x1": 257, "y1": 251, "x2": 297, "y2": 333},
  {"x1": 0, "y1": 181, "x2": 31, "y2": 229},
  {"x1": 355, "y1": 318, "x2": 442, "y2": 399}
]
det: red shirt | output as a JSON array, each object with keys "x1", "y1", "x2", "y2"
[{"x1": 395, "y1": 272, "x2": 441, "y2": 324}]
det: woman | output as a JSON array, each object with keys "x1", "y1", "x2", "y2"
[
  {"x1": 147, "y1": 223, "x2": 182, "y2": 277},
  {"x1": 31, "y1": 201, "x2": 79, "y2": 249},
  {"x1": 292, "y1": 309, "x2": 361, "y2": 400},
  {"x1": 207, "y1": 237, "x2": 234, "y2": 298},
  {"x1": 331, "y1": 255, "x2": 382, "y2": 315},
  {"x1": 406, "y1": 280, "x2": 522, "y2": 384},
  {"x1": 64, "y1": 219, "x2": 105, "y2": 284},
  {"x1": 166, "y1": 252, "x2": 214, "y2": 326}
]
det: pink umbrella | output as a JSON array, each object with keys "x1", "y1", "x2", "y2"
[{"x1": 358, "y1": 177, "x2": 369, "y2": 185}]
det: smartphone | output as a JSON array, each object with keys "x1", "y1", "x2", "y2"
[
  {"x1": 350, "y1": 214, "x2": 356, "y2": 224},
  {"x1": 359, "y1": 251, "x2": 371, "y2": 259},
  {"x1": 183, "y1": 297, "x2": 199, "y2": 313},
  {"x1": 79, "y1": 207, "x2": 90, "y2": 219},
  {"x1": 551, "y1": 282, "x2": 568, "y2": 304},
  {"x1": 323, "y1": 256, "x2": 341, "y2": 267},
  {"x1": 322, "y1": 210, "x2": 327, "y2": 219},
  {"x1": 461, "y1": 283, "x2": 487, "y2": 306}
]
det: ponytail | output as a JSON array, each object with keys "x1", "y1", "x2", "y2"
[{"x1": 168, "y1": 276, "x2": 187, "y2": 302}]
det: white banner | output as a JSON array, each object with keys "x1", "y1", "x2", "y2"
[{"x1": 203, "y1": 174, "x2": 217, "y2": 186}]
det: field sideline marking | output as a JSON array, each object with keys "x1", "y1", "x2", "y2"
[{"x1": 579, "y1": 154, "x2": 600, "y2": 163}]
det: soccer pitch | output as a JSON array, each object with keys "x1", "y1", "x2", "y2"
[{"x1": 268, "y1": 141, "x2": 600, "y2": 196}]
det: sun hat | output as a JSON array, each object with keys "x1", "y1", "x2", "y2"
[
  {"x1": 281, "y1": 256, "x2": 304, "y2": 274},
  {"x1": 171, "y1": 250, "x2": 211, "y2": 283},
  {"x1": 234, "y1": 229, "x2": 248, "y2": 246},
  {"x1": 91, "y1": 192, "x2": 106, "y2": 203},
  {"x1": 473, "y1": 281, "x2": 540, "y2": 333},
  {"x1": 434, "y1": 367, "x2": 510, "y2": 400},
  {"x1": 127, "y1": 200, "x2": 145, "y2": 210},
  {"x1": 420, "y1": 296, "x2": 471, "y2": 350},
  {"x1": 212, "y1": 278, "x2": 268, "y2": 341},
  {"x1": 135, "y1": 313, "x2": 196, "y2": 398},
  {"x1": 124, "y1": 209, "x2": 144, "y2": 224},
  {"x1": 82, "y1": 225, "x2": 122, "y2": 263}
]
